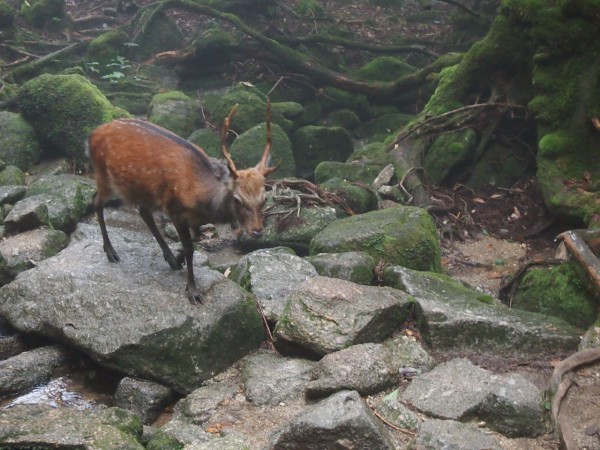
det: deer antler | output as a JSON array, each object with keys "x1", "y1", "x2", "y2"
[
  {"x1": 260, "y1": 98, "x2": 278, "y2": 176},
  {"x1": 221, "y1": 103, "x2": 239, "y2": 177}
]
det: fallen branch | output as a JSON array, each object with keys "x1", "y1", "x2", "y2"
[
  {"x1": 3, "y1": 41, "x2": 88, "y2": 82},
  {"x1": 555, "y1": 230, "x2": 600, "y2": 296},
  {"x1": 391, "y1": 102, "x2": 528, "y2": 145}
]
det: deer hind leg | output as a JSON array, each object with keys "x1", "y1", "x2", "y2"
[
  {"x1": 173, "y1": 221, "x2": 202, "y2": 304},
  {"x1": 139, "y1": 207, "x2": 182, "y2": 270},
  {"x1": 94, "y1": 192, "x2": 120, "y2": 263}
]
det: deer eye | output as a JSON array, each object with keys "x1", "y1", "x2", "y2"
[{"x1": 234, "y1": 195, "x2": 243, "y2": 206}]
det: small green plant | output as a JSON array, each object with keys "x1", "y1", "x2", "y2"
[{"x1": 86, "y1": 55, "x2": 133, "y2": 83}]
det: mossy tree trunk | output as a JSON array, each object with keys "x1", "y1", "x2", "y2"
[{"x1": 391, "y1": 0, "x2": 600, "y2": 225}]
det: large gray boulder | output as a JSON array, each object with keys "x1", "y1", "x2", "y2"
[
  {"x1": 241, "y1": 350, "x2": 315, "y2": 406},
  {"x1": 0, "y1": 111, "x2": 42, "y2": 170},
  {"x1": 25, "y1": 174, "x2": 96, "y2": 232},
  {"x1": 401, "y1": 358, "x2": 546, "y2": 438},
  {"x1": 230, "y1": 247, "x2": 317, "y2": 322},
  {"x1": 383, "y1": 265, "x2": 581, "y2": 357},
  {"x1": 265, "y1": 390, "x2": 395, "y2": 450},
  {"x1": 0, "y1": 222, "x2": 264, "y2": 394},
  {"x1": 274, "y1": 276, "x2": 413, "y2": 356}
]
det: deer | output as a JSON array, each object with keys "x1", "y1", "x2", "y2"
[{"x1": 86, "y1": 101, "x2": 277, "y2": 304}]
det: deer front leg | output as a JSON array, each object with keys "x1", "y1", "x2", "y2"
[{"x1": 174, "y1": 222, "x2": 203, "y2": 304}]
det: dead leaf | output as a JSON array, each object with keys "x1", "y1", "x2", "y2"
[{"x1": 473, "y1": 197, "x2": 486, "y2": 204}]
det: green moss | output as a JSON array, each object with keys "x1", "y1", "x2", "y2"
[
  {"x1": 295, "y1": 0, "x2": 325, "y2": 16},
  {"x1": 323, "y1": 109, "x2": 360, "y2": 129},
  {"x1": 85, "y1": 30, "x2": 130, "y2": 70},
  {"x1": 320, "y1": 177, "x2": 379, "y2": 214},
  {"x1": 132, "y1": 12, "x2": 183, "y2": 60},
  {"x1": 424, "y1": 128, "x2": 477, "y2": 184},
  {"x1": 146, "y1": 430, "x2": 184, "y2": 450},
  {"x1": 314, "y1": 161, "x2": 383, "y2": 185},
  {"x1": 0, "y1": 1, "x2": 14, "y2": 29},
  {"x1": 21, "y1": 0, "x2": 67, "y2": 29},
  {"x1": 19, "y1": 74, "x2": 129, "y2": 163},
  {"x1": 356, "y1": 56, "x2": 415, "y2": 82},
  {"x1": 0, "y1": 165, "x2": 25, "y2": 186},
  {"x1": 512, "y1": 261, "x2": 597, "y2": 329}
]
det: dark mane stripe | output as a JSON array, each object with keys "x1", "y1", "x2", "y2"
[{"x1": 122, "y1": 119, "x2": 217, "y2": 173}]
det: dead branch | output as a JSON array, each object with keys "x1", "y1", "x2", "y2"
[
  {"x1": 268, "y1": 178, "x2": 354, "y2": 216},
  {"x1": 391, "y1": 102, "x2": 528, "y2": 146},
  {"x1": 555, "y1": 230, "x2": 600, "y2": 296},
  {"x1": 3, "y1": 41, "x2": 88, "y2": 82}
]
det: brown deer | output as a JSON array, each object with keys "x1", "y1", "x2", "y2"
[{"x1": 87, "y1": 101, "x2": 277, "y2": 304}]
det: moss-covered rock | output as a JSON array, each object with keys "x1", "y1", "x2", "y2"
[
  {"x1": 230, "y1": 122, "x2": 295, "y2": 177},
  {"x1": 291, "y1": 125, "x2": 354, "y2": 179},
  {"x1": 348, "y1": 142, "x2": 394, "y2": 166},
  {"x1": 85, "y1": 30, "x2": 130, "y2": 72},
  {"x1": 356, "y1": 112, "x2": 413, "y2": 141},
  {"x1": 0, "y1": 404, "x2": 144, "y2": 449},
  {"x1": 132, "y1": 11, "x2": 182, "y2": 61},
  {"x1": 19, "y1": 74, "x2": 129, "y2": 163},
  {"x1": 322, "y1": 109, "x2": 361, "y2": 130},
  {"x1": 271, "y1": 101, "x2": 304, "y2": 122},
  {"x1": 210, "y1": 84, "x2": 292, "y2": 134},
  {"x1": 466, "y1": 141, "x2": 534, "y2": 189},
  {"x1": 0, "y1": 111, "x2": 42, "y2": 170},
  {"x1": 26, "y1": 174, "x2": 95, "y2": 232},
  {"x1": 21, "y1": 0, "x2": 67, "y2": 30},
  {"x1": 319, "y1": 87, "x2": 372, "y2": 120},
  {"x1": 188, "y1": 128, "x2": 221, "y2": 158},
  {"x1": 295, "y1": 0, "x2": 325, "y2": 17},
  {"x1": 0, "y1": 165, "x2": 25, "y2": 186},
  {"x1": 310, "y1": 206, "x2": 442, "y2": 272},
  {"x1": 314, "y1": 161, "x2": 384, "y2": 185},
  {"x1": 356, "y1": 56, "x2": 416, "y2": 82},
  {"x1": 424, "y1": 128, "x2": 477, "y2": 185},
  {"x1": 148, "y1": 91, "x2": 198, "y2": 137},
  {"x1": 320, "y1": 178, "x2": 379, "y2": 214},
  {"x1": 511, "y1": 261, "x2": 597, "y2": 329},
  {"x1": 0, "y1": 1, "x2": 14, "y2": 30}
]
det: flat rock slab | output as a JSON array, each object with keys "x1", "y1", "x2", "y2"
[
  {"x1": 384, "y1": 266, "x2": 581, "y2": 357},
  {"x1": 0, "y1": 223, "x2": 264, "y2": 394},
  {"x1": 0, "y1": 404, "x2": 144, "y2": 449},
  {"x1": 274, "y1": 276, "x2": 413, "y2": 356}
]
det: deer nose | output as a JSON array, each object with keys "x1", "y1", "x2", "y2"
[{"x1": 251, "y1": 228, "x2": 263, "y2": 238}]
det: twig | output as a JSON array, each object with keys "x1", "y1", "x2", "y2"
[
  {"x1": 392, "y1": 102, "x2": 528, "y2": 145},
  {"x1": 252, "y1": 296, "x2": 274, "y2": 345},
  {"x1": 370, "y1": 408, "x2": 416, "y2": 436},
  {"x1": 398, "y1": 166, "x2": 421, "y2": 205}
]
